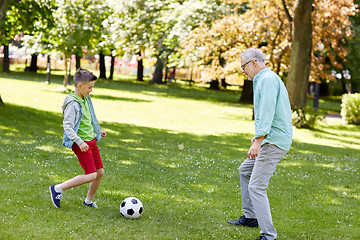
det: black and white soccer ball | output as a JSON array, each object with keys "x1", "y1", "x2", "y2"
[{"x1": 120, "y1": 197, "x2": 143, "y2": 219}]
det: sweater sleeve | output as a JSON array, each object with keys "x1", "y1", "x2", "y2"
[{"x1": 63, "y1": 103, "x2": 83, "y2": 146}]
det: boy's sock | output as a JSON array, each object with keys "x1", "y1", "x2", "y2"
[
  {"x1": 54, "y1": 185, "x2": 64, "y2": 193},
  {"x1": 84, "y1": 199, "x2": 93, "y2": 204}
]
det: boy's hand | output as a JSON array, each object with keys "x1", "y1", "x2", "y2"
[
  {"x1": 101, "y1": 131, "x2": 107, "y2": 138},
  {"x1": 79, "y1": 142, "x2": 89, "y2": 152}
]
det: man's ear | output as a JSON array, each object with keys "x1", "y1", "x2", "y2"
[{"x1": 252, "y1": 59, "x2": 258, "y2": 67}]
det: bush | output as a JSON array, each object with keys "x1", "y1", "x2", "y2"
[
  {"x1": 341, "y1": 93, "x2": 360, "y2": 125},
  {"x1": 292, "y1": 108, "x2": 323, "y2": 129}
]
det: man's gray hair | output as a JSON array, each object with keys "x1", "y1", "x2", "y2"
[{"x1": 240, "y1": 48, "x2": 265, "y2": 63}]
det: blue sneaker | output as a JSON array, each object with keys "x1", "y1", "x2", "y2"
[
  {"x1": 49, "y1": 185, "x2": 62, "y2": 208},
  {"x1": 83, "y1": 201, "x2": 98, "y2": 208}
]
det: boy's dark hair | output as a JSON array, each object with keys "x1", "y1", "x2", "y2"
[{"x1": 73, "y1": 68, "x2": 97, "y2": 87}]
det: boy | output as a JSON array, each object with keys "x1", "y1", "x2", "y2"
[{"x1": 49, "y1": 68, "x2": 106, "y2": 209}]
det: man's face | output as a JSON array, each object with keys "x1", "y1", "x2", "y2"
[
  {"x1": 78, "y1": 81, "x2": 95, "y2": 98},
  {"x1": 241, "y1": 59, "x2": 254, "y2": 80}
]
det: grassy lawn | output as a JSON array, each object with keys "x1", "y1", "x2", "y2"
[{"x1": 0, "y1": 71, "x2": 359, "y2": 239}]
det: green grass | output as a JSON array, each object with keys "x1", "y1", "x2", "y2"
[{"x1": 0, "y1": 71, "x2": 360, "y2": 239}]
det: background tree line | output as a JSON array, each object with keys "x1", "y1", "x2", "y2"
[{"x1": 0, "y1": 0, "x2": 359, "y2": 125}]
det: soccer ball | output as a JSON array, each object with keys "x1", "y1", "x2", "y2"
[{"x1": 120, "y1": 197, "x2": 143, "y2": 219}]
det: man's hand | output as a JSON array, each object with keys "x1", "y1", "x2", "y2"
[
  {"x1": 248, "y1": 136, "x2": 265, "y2": 159},
  {"x1": 79, "y1": 142, "x2": 89, "y2": 152}
]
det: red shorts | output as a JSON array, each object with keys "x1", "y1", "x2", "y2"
[{"x1": 72, "y1": 138, "x2": 103, "y2": 175}]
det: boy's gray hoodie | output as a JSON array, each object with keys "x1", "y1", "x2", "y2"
[{"x1": 61, "y1": 94, "x2": 102, "y2": 148}]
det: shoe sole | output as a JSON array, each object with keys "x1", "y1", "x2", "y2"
[{"x1": 49, "y1": 186, "x2": 60, "y2": 208}]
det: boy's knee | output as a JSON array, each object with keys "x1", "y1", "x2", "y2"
[
  {"x1": 87, "y1": 172, "x2": 98, "y2": 181},
  {"x1": 97, "y1": 168, "x2": 104, "y2": 177}
]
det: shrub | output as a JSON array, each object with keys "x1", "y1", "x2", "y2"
[
  {"x1": 341, "y1": 93, "x2": 360, "y2": 125},
  {"x1": 292, "y1": 108, "x2": 323, "y2": 129}
]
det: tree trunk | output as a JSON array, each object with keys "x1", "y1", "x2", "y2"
[
  {"x1": 109, "y1": 53, "x2": 115, "y2": 80},
  {"x1": 209, "y1": 80, "x2": 219, "y2": 90},
  {"x1": 29, "y1": 53, "x2": 38, "y2": 72},
  {"x1": 0, "y1": 95, "x2": 4, "y2": 105},
  {"x1": 137, "y1": 51, "x2": 144, "y2": 81},
  {"x1": 46, "y1": 55, "x2": 51, "y2": 84},
  {"x1": 240, "y1": 79, "x2": 253, "y2": 103},
  {"x1": 164, "y1": 60, "x2": 169, "y2": 82},
  {"x1": 151, "y1": 55, "x2": 164, "y2": 84},
  {"x1": 63, "y1": 57, "x2": 68, "y2": 87},
  {"x1": 0, "y1": 0, "x2": 7, "y2": 21},
  {"x1": 2, "y1": 44, "x2": 9, "y2": 72},
  {"x1": 220, "y1": 78, "x2": 227, "y2": 88},
  {"x1": 75, "y1": 54, "x2": 81, "y2": 70},
  {"x1": 99, "y1": 52, "x2": 106, "y2": 79},
  {"x1": 286, "y1": 0, "x2": 313, "y2": 111}
]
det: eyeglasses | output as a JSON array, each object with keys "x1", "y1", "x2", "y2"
[{"x1": 241, "y1": 60, "x2": 255, "y2": 70}]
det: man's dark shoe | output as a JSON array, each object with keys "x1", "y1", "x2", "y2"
[
  {"x1": 227, "y1": 215, "x2": 259, "y2": 228},
  {"x1": 255, "y1": 236, "x2": 276, "y2": 240}
]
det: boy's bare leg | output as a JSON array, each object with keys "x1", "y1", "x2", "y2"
[
  {"x1": 59, "y1": 172, "x2": 97, "y2": 190},
  {"x1": 85, "y1": 168, "x2": 104, "y2": 201}
]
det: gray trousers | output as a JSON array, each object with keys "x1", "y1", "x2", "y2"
[{"x1": 239, "y1": 143, "x2": 287, "y2": 240}]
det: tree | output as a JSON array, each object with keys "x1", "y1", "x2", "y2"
[
  {"x1": 108, "y1": 0, "x2": 228, "y2": 83},
  {"x1": 150, "y1": 0, "x2": 229, "y2": 84},
  {"x1": 1, "y1": 0, "x2": 55, "y2": 104},
  {"x1": 285, "y1": 0, "x2": 313, "y2": 112},
  {"x1": 48, "y1": 0, "x2": 109, "y2": 86},
  {"x1": 1, "y1": 0, "x2": 55, "y2": 73},
  {"x1": 0, "y1": 0, "x2": 6, "y2": 105},
  {"x1": 108, "y1": 0, "x2": 169, "y2": 82},
  {"x1": 182, "y1": 0, "x2": 357, "y2": 105},
  {"x1": 344, "y1": 0, "x2": 360, "y2": 93}
]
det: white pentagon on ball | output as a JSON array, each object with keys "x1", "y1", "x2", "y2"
[{"x1": 120, "y1": 197, "x2": 143, "y2": 219}]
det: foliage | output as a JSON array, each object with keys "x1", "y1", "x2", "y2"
[
  {"x1": 343, "y1": 0, "x2": 360, "y2": 93},
  {"x1": 291, "y1": 108, "x2": 324, "y2": 129},
  {"x1": 181, "y1": 0, "x2": 358, "y2": 82},
  {"x1": 48, "y1": 0, "x2": 110, "y2": 58},
  {"x1": 312, "y1": 0, "x2": 358, "y2": 81},
  {"x1": 108, "y1": 0, "x2": 229, "y2": 67},
  {"x1": 341, "y1": 93, "x2": 360, "y2": 125},
  {"x1": 0, "y1": 0, "x2": 54, "y2": 46}
]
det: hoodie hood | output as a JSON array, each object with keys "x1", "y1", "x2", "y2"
[{"x1": 61, "y1": 94, "x2": 78, "y2": 112}]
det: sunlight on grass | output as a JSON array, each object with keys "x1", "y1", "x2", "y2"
[
  {"x1": 0, "y1": 125, "x2": 19, "y2": 132},
  {"x1": 35, "y1": 145, "x2": 57, "y2": 152},
  {"x1": 278, "y1": 161, "x2": 304, "y2": 167},
  {"x1": 191, "y1": 183, "x2": 218, "y2": 193},
  {"x1": 155, "y1": 160, "x2": 180, "y2": 168},
  {"x1": 315, "y1": 163, "x2": 336, "y2": 169},
  {"x1": 44, "y1": 129, "x2": 58, "y2": 135},
  {"x1": 118, "y1": 160, "x2": 137, "y2": 165}
]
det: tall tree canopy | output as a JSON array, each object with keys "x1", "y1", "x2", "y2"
[
  {"x1": 181, "y1": 0, "x2": 357, "y2": 105},
  {"x1": 108, "y1": 0, "x2": 229, "y2": 83}
]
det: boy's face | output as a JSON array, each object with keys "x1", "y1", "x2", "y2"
[{"x1": 77, "y1": 81, "x2": 95, "y2": 98}]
